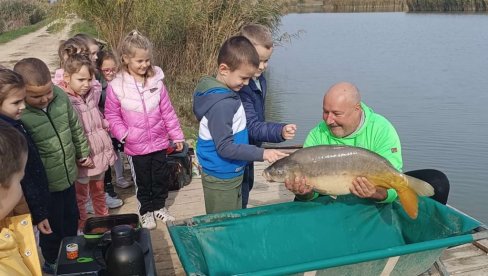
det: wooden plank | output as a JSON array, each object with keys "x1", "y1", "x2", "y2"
[
  {"x1": 440, "y1": 243, "x2": 484, "y2": 262},
  {"x1": 380, "y1": 256, "x2": 400, "y2": 276},
  {"x1": 455, "y1": 267, "x2": 488, "y2": 276},
  {"x1": 442, "y1": 254, "x2": 488, "y2": 274},
  {"x1": 473, "y1": 239, "x2": 488, "y2": 253}
]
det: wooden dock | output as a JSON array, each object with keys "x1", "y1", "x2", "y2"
[{"x1": 111, "y1": 161, "x2": 488, "y2": 276}]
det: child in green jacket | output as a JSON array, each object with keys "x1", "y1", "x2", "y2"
[{"x1": 14, "y1": 58, "x2": 90, "y2": 274}]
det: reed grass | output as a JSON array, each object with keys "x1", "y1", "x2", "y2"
[
  {"x1": 0, "y1": 0, "x2": 48, "y2": 34},
  {"x1": 282, "y1": 0, "x2": 488, "y2": 12},
  {"x1": 57, "y1": 0, "x2": 283, "y2": 138},
  {"x1": 405, "y1": 0, "x2": 488, "y2": 12},
  {"x1": 69, "y1": 21, "x2": 99, "y2": 38}
]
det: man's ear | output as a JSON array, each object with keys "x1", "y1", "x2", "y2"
[
  {"x1": 63, "y1": 72, "x2": 70, "y2": 84},
  {"x1": 218, "y1": 63, "x2": 230, "y2": 76}
]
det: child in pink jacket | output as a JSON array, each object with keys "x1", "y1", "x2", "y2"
[
  {"x1": 57, "y1": 52, "x2": 116, "y2": 231},
  {"x1": 105, "y1": 30, "x2": 184, "y2": 230}
]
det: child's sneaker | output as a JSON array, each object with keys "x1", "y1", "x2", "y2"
[
  {"x1": 115, "y1": 177, "x2": 132, "y2": 188},
  {"x1": 86, "y1": 199, "x2": 94, "y2": 214},
  {"x1": 42, "y1": 261, "x2": 56, "y2": 274},
  {"x1": 105, "y1": 182, "x2": 118, "y2": 198},
  {"x1": 141, "y1": 212, "x2": 156, "y2": 230},
  {"x1": 105, "y1": 193, "x2": 123, "y2": 209},
  {"x1": 154, "y1": 207, "x2": 175, "y2": 222}
]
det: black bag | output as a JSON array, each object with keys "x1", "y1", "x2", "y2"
[{"x1": 167, "y1": 143, "x2": 193, "y2": 191}]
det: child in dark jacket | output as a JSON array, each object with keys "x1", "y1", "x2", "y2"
[
  {"x1": 238, "y1": 24, "x2": 297, "y2": 208},
  {"x1": 0, "y1": 68, "x2": 51, "y2": 235}
]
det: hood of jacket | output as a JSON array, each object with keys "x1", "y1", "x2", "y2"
[{"x1": 193, "y1": 76, "x2": 238, "y2": 121}]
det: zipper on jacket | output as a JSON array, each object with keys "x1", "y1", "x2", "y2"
[
  {"x1": 135, "y1": 80, "x2": 154, "y2": 148},
  {"x1": 43, "y1": 109, "x2": 72, "y2": 186}
]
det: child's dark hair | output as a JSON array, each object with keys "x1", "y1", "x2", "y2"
[
  {"x1": 0, "y1": 68, "x2": 25, "y2": 105},
  {"x1": 239, "y1": 23, "x2": 273, "y2": 49},
  {"x1": 118, "y1": 30, "x2": 155, "y2": 78},
  {"x1": 58, "y1": 37, "x2": 90, "y2": 68},
  {"x1": 96, "y1": 50, "x2": 118, "y2": 69},
  {"x1": 13, "y1": 58, "x2": 51, "y2": 86},
  {"x1": 0, "y1": 120, "x2": 27, "y2": 186},
  {"x1": 73, "y1": 33, "x2": 99, "y2": 48},
  {"x1": 217, "y1": 36, "x2": 259, "y2": 71},
  {"x1": 64, "y1": 52, "x2": 95, "y2": 77}
]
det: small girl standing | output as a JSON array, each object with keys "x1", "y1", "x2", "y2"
[
  {"x1": 96, "y1": 50, "x2": 132, "y2": 190},
  {"x1": 0, "y1": 68, "x2": 51, "y2": 235},
  {"x1": 58, "y1": 53, "x2": 117, "y2": 231},
  {"x1": 105, "y1": 30, "x2": 184, "y2": 229}
]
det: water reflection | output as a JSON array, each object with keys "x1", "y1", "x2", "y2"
[{"x1": 266, "y1": 12, "x2": 488, "y2": 223}]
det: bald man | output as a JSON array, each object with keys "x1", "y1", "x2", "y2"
[{"x1": 286, "y1": 82, "x2": 450, "y2": 204}]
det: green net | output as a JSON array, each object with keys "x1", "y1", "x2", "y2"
[{"x1": 168, "y1": 196, "x2": 481, "y2": 276}]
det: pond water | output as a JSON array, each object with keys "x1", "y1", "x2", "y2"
[{"x1": 266, "y1": 12, "x2": 488, "y2": 223}]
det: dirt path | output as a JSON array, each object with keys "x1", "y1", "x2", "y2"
[{"x1": 0, "y1": 19, "x2": 78, "y2": 71}]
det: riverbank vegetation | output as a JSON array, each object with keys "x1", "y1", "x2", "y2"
[
  {"x1": 282, "y1": 0, "x2": 488, "y2": 12},
  {"x1": 57, "y1": 0, "x2": 283, "y2": 138},
  {"x1": 0, "y1": 0, "x2": 49, "y2": 43}
]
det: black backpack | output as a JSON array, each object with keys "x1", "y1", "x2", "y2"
[{"x1": 167, "y1": 143, "x2": 193, "y2": 191}]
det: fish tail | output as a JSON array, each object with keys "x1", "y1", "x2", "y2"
[
  {"x1": 397, "y1": 187, "x2": 419, "y2": 219},
  {"x1": 405, "y1": 175, "x2": 435, "y2": 196}
]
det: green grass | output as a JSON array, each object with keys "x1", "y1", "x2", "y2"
[
  {"x1": 0, "y1": 19, "x2": 48, "y2": 44},
  {"x1": 46, "y1": 21, "x2": 66, "y2": 34},
  {"x1": 69, "y1": 21, "x2": 98, "y2": 38}
]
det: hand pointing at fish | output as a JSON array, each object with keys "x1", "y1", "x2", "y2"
[{"x1": 263, "y1": 149, "x2": 289, "y2": 163}]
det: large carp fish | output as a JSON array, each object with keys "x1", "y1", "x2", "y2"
[{"x1": 262, "y1": 145, "x2": 434, "y2": 219}]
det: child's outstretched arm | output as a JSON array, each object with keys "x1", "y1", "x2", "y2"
[
  {"x1": 240, "y1": 89, "x2": 288, "y2": 143},
  {"x1": 104, "y1": 85, "x2": 128, "y2": 142}
]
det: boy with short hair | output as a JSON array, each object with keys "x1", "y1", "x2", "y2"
[
  {"x1": 192, "y1": 36, "x2": 287, "y2": 214},
  {"x1": 14, "y1": 58, "x2": 90, "y2": 274},
  {"x1": 238, "y1": 24, "x2": 297, "y2": 208},
  {"x1": 0, "y1": 121, "x2": 42, "y2": 275}
]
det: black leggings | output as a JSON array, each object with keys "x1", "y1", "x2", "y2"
[{"x1": 404, "y1": 169, "x2": 450, "y2": 205}]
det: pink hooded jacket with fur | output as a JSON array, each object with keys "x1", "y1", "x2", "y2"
[
  {"x1": 104, "y1": 66, "x2": 184, "y2": 156},
  {"x1": 54, "y1": 73, "x2": 116, "y2": 178}
]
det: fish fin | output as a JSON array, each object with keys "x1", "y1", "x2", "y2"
[
  {"x1": 397, "y1": 188, "x2": 419, "y2": 219},
  {"x1": 405, "y1": 175, "x2": 435, "y2": 196}
]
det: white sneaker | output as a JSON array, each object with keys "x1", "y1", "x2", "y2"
[
  {"x1": 86, "y1": 200, "x2": 94, "y2": 214},
  {"x1": 105, "y1": 193, "x2": 123, "y2": 209},
  {"x1": 141, "y1": 212, "x2": 156, "y2": 229},
  {"x1": 154, "y1": 207, "x2": 175, "y2": 222},
  {"x1": 115, "y1": 177, "x2": 132, "y2": 189}
]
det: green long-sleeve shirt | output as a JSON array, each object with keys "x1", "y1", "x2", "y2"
[{"x1": 304, "y1": 102, "x2": 403, "y2": 171}]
